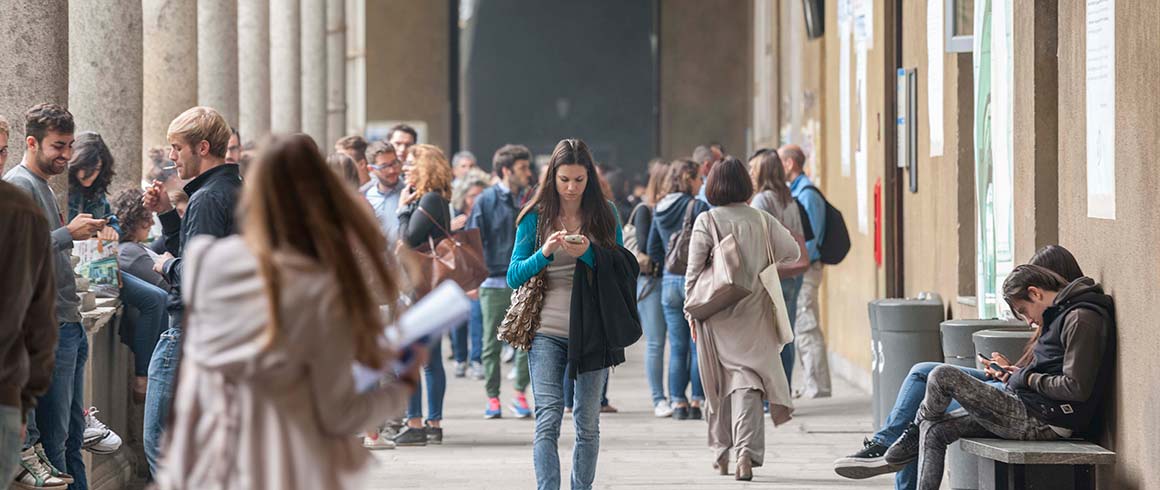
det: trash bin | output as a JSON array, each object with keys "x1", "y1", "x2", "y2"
[
  {"x1": 972, "y1": 328, "x2": 1035, "y2": 367},
  {"x1": 868, "y1": 293, "x2": 945, "y2": 429},
  {"x1": 939, "y1": 319, "x2": 1026, "y2": 490}
]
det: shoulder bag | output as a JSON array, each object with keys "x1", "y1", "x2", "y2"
[
  {"x1": 685, "y1": 210, "x2": 752, "y2": 321},
  {"x1": 497, "y1": 219, "x2": 547, "y2": 351},
  {"x1": 663, "y1": 199, "x2": 698, "y2": 275},
  {"x1": 410, "y1": 206, "x2": 488, "y2": 295}
]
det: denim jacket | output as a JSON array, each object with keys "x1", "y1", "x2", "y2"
[{"x1": 466, "y1": 183, "x2": 523, "y2": 279}]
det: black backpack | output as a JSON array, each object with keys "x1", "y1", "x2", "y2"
[
  {"x1": 800, "y1": 185, "x2": 851, "y2": 265},
  {"x1": 794, "y1": 198, "x2": 815, "y2": 242}
]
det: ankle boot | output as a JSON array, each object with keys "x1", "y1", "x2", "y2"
[{"x1": 735, "y1": 455, "x2": 753, "y2": 481}]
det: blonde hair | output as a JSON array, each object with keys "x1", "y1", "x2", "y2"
[
  {"x1": 241, "y1": 133, "x2": 400, "y2": 370},
  {"x1": 405, "y1": 144, "x2": 452, "y2": 204},
  {"x1": 0, "y1": 116, "x2": 9, "y2": 138},
  {"x1": 167, "y1": 106, "x2": 232, "y2": 158}
]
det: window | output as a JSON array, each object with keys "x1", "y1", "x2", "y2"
[{"x1": 946, "y1": 0, "x2": 974, "y2": 53}]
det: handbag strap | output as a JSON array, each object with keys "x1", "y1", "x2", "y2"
[
  {"x1": 416, "y1": 203, "x2": 456, "y2": 247},
  {"x1": 759, "y1": 210, "x2": 775, "y2": 266},
  {"x1": 681, "y1": 198, "x2": 698, "y2": 229}
]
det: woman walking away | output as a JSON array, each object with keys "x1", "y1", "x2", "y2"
[
  {"x1": 507, "y1": 138, "x2": 639, "y2": 490},
  {"x1": 157, "y1": 134, "x2": 423, "y2": 490},
  {"x1": 647, "y1": 159, "x2": 711, "y2": 420},
  {"x1": 394, "y1": 143, "x2": 454, "y2": 446},
  {"x1": 631, "y1": 159, "x2": 673, "y2": 417},
  {"x1": 685, "y1": 158, "x2": 803, "y2": 481},
  {"x1": 747, "y1": 149, "x2": 810, "y2": 390},
  {"x1": 886, "y1": 264, "x2": 1115, "y2": 490}
]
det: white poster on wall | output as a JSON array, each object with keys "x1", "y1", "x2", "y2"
[
  {"x1": 1086, "y1": 0, "x2": 1116, "y2": 219},
  {"x1": 855, "y1": 43, "x2": 870, "y2": 235},
  {"x1": 926, "y1": 0, "x2": 945, "y2": 157},
  {"x1": 840, "y1": 18, "x2": 853, "y2": 177},
  {"x1": 852, "y1": 0, "x2": 874, "y2": 48}
]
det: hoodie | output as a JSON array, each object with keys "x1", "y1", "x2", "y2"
[{"x1": 646, "y1": 193, "x2": 710, "y2": 272}]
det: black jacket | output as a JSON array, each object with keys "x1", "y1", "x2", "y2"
[
  {"x1": 158, "y1": 164, "x2": 243, "y2": 315},
  {"x1": 397, "y1": 192, "x2": 451, "y2": 249},
  {"x1": 567, "y1": 244, "x2": 642, "y2": 378}
]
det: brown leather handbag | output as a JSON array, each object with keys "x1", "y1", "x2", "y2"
[
  {"x1": 410, "y1": 206, "x2": 489, "y2": 295},
  {"x1": 663, "y1": 199, "x2": 698, "y2": 275},
  {"x1": 498, "y1": 226, "x2": 546, "y2": 351},
  {"x1": 685, "y1": 210, "x2": 753, "y2": 321}
]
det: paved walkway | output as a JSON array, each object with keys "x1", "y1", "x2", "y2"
[{"x1": 365, "y1": 340, "x2": 895, "y2": 489}]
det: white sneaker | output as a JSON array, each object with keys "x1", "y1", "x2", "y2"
[
  {"x1": 363, "y1": 432, "x2": 396, "y2": 450},
  {"x1": 13, "y1": 447, "x2": 67, "y2": 489},
  {"x1": 82, "y1": 407, "x2": 122, "y2": 455},
  {"x1": 654, "y1": 400, "x2": 674, "y2": 418}
]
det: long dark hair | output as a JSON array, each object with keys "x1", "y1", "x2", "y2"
[
  {"x1": 517, "y1": 139, "x2": 617, "y2": 249},
  {"x1": 68, "y1": 131, "x2": 116, "y2": 199},
  {"x1": 1012, "y1": 245, "x2": 1085, "y2": 367},
  {"x1": 749, "y1": 148, "x2": 792, "y2": 207}
]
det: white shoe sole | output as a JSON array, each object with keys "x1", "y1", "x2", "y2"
[{"x1": 833, "y1": 458, "x2": 904, "y2": 480}]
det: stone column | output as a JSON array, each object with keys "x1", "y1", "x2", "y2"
[
  {"x1": 270, "y1": 0, "x2": 302, "y2": 132},
  {"x1": 239, "y1": 0, "x2": 271, "y2": 142},
  {"x1": 199, "y1": 0, "x2": 240, "y2": 126},
  {"x1": 300, "y1": 0, "x2": 328, "y2": 146},
  {"x1": 326, "y1": 0, "x2": 347, "y2": 145},
  {"x1": 0, "y1": 0, "x2": 69, "y2": 184},
  {"x1": 143, "y1": 0, "x2": 198, "y2": 174},
  {"x1": 69, "y1": 0, "x2": 144, "y2": 196}
]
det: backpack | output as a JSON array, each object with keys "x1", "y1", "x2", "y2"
[
  {"x1": 663, "y1": 199, "x2": 698, "y2": 275},
  {"x1": 800, "y1": 185, "x2": 851, "y2": 265},
  {"x1": 622, "y1": 202, "x2": 648, "y2": 255},
  {"x1": 794, "y1": 198, "x2": 815, "y2": 242}
]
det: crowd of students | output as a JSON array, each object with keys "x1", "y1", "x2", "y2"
[{"x1": 0, "y1": 100, "x2": 1117, "y2": 490}]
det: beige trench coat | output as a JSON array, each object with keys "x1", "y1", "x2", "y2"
[
  {"x1": 684, "y1": 204, "x2": 801, "y2": 425},
  {"x1": 157, "y1": 236, "x2": 410, "y2": 490}
]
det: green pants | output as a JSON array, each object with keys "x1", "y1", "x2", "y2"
[{"x1": 480, "y1": 287, "x2": 529, "y2": 398}]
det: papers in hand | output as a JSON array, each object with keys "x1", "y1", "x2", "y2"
[{"x1": 352, "y1": 281, "x2": 471, "y2": 392}]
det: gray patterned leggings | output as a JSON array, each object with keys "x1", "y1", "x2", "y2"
[{"x1": 916, "y1": 365, "x2": 1060, "y2": 490}]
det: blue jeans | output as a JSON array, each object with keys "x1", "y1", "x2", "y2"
[
  {"x1": 529, "y1": 334, "x2": 605, "y2": 490},
  {"x1": 870, "y1": 362, "x2": 995, "y2": 490},
  {"x1": 144, "y1": 319, "x2": 182, "y2": 476},
  {"x1": 27, "y1": 322, "x2": 88, "y2": 490},
  {"x1": 562, "y1": 368, "x2": 610, "y2": 409},
  {"x1": 779, "y1": 276, "x2": 803, "y2": 391},
  {"x1": 451, "y1": 299, "x2": 483, "y2": 364},
  {"x1": 406, "y1": 339, "x2": 446, "y2": 421},
  {"x1": 0, "y1": 405, "x2": 20, "y2": 486},
  {"x1": 120, "y1": 273, "x2": 169, "y2": 376},
  {"x1": 638, "y1": 276, "x2": 666, "y2": 404},
  {"x1": 661, "y1": 275, "x2": 703, "y2": 404}
]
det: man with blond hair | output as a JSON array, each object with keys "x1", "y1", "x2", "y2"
[{"x1": 141, "y1": 106, "x2": 242, "y2": 475}]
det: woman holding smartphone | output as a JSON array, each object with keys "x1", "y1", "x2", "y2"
[{"x1": 507, "y1": 139, "x2": 636, "y2": 490}]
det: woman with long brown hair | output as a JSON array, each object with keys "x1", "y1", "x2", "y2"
[
  {"x1": 507, "y1": 138, "x2": 637, "y2": 490},
  {"x1": 392, "y1": 143, "x2": 453, "y2": 446},
  {"x1": 631, "y1": 159, "x2": 675, "y2": 417},
  {"x1": 157, "y1": 134, "x2": 422, "y2": 489}
]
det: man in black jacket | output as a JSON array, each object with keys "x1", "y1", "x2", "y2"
[{"x1": 141, "y1": 106, "x2": 241, "y2": 475}]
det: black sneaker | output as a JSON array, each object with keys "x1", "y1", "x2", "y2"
[
  {"x1": 834, "y1": 438, "x2": 903, "y2": 479},
  {"x1": 673, "y1": 406, "x2": 689, "y2": 420},
  {"x1": 689, "y1": 406, "x2": 703, "y2": 420},
  {"x1": 392, "y1": 426, "x2": 428, "y2": 447},
  {"x1": 884, "y1": 423, "x2": 921, "y2": 465},
  {"x1": 425, "y1": 425, "x2": 443, "y2": 445}
]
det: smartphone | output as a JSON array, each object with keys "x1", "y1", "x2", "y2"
[
  {"x1": 978, "y1": 353, "x2": 1003, "y2": 372},
  {"x1": 564, "y1": 234, "x2": 585, "y2": 244}
]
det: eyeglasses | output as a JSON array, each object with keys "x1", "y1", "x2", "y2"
[{"x1": 369, "y1": 162, "x2": 401, "y2": 171}]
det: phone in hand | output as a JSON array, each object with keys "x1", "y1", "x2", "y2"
[
  {"x1": 564, "y1": 234, "x2": 585, "y2": 244},
  {"x1": 978, "y1": 353, "x2": 1004, "y2": 372}
]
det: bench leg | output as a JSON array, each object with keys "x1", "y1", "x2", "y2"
[
  {"x1": 1074, "y1": 465, "x2": 1095, "y2": 490},
  {"x1": 979, "y1": 461, "x2": 1025, "y2": 490}
]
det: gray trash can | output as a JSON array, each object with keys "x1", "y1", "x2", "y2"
[
  {"x1": 939, "y1": 319, "x2": 1026, "y2": 490},
  {"x1": 973, "y1": 328, "x2": 1035, "y2": 367},
  {"x1": 868, "y1": 293, "x2": 945, "y2": 429}
]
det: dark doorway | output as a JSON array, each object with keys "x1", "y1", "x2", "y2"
[{"x1": 460, "y1": 0, "x2": 659, "y2": 174}]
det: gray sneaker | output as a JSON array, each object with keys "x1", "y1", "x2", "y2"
[
  {"x1": 884, "y1": 422, "x2": 921, "y2": 465},
  {"x1": 468, "y1": 361, "x2": 485, "y2": 380},
  {"x1": 392, "y1": 426, "x2": 428, "y2": 447},
  {"x1": 425, "y1": 425, "x2": 443, "y2": 445},
  {"x1": 453, "y1": 362, "x2": 467, "y2": 378}
]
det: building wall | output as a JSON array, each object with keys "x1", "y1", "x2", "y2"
[
  {"x1": 364, "y1": 0, "x2": 450, "y2": 149},
  {"x1": 659, "y1": 0, "x2": 750, "y2": 161},
  {"x1": 1056, "y1": 2, "x2": 1160, "y2": 488}
]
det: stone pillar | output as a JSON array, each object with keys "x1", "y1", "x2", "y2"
[
  {"x1": 239, "y1": 0, "x2": 271, "y2": 142},
  {"x1": 69, "y1": 0, "x2": 144, "y2": 196},
  {"x1": 300, "y1": 0, "x2": 328, "y2": 146},
  {"x1": 199, "y1": 0, "x2": 240, "y2": 126},
  {"x1": 270, "y1": 0, "x2": 302, "y2": 133},
  {"x1": 0, "y1": 0, "x2": 69, "y2": 184},
  {"x1": 326, "y1": 0, "x2": 347, "y2": 146},
  {"x1": 1012, "y1": 1, "x2": 1059, "y2": 262},
  {"x1": 143, "y1": 0, "x2": 198, "y2": 173}
]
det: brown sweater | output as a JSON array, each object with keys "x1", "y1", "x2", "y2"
[{"x1": 0, "y1": 181, "x2": 59, "y2": 417}]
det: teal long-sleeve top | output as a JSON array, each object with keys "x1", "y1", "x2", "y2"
[{"x1": 506, "y1": 204, "x2": 624, "y2": 290}]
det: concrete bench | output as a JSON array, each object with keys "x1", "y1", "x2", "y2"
[{"x1": 960, "y1": 438, "x2": 1115, "y2": 490}]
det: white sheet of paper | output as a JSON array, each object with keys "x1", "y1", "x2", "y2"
[
  {"x1": 855, "y1": 43, "x2": 870, "y2": 235},
  {"x1": 1086, "y1": 0, "x2": 1116, "y2": 219},
  {"x1": 840, "y1": 18, "x2": 853, "y2": 177},
  {"x1": 926, "y1": 0, "x2": 945, "y2": 157},
  {"x1": 352, "y1": 281, "x2": 471, "y2": 392}
]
